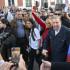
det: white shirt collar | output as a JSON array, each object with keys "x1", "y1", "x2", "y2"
[
  {"x1": 55, "y1": 27, "x2": 61, "y2": 36},
  {"x1": 55, "y1": 30, "x2": 60, "y2": 36}
]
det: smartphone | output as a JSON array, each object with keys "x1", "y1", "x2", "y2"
[{"x1": 11, "y1": 47, "x2": 20, "y2": 64}]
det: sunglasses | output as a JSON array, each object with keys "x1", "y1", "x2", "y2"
[{"x1": 54, "y1": 13, "x2": 61, "y2": 16}]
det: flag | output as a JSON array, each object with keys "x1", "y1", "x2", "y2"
[
  {"x1": 67, "y1": 44, "x2": 70, "y2": 62},
  {"x1": 32, "y1": 12, "x2": 49, "y2": 40}
]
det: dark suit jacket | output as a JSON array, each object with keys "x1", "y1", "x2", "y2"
[
  {"x1": 51, "y1": 62, "x2": 70, "y2": 70},
  {"x1": 43, "y1": 25, "x2": 70, "y2": 62}
]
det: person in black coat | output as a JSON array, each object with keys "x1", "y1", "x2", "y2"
[
  {"x1": 0, "y1": 19, "x2": 16, "y2": 61},
  {"x1": 61, "y1": 12, "x2": 70, "y2": 28},
  {"x1": 42, "y1": 15, "x2": 70, "y2": 62}
]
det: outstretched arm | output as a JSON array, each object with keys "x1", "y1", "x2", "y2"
[{"x1": 32, "y1": 12, "x2": 47, "y2": 30}]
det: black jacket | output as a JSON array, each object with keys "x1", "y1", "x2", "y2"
[
  {"x1": 51, "y1": 62, "x2": 70, "y2": 70},
  {"x1": 0, "y1": 27, "x2": 16, "y2": 47},
  {"x1": 61, "y1": 16, "x2": 70, "y2": 28},
  {"x1": 0, "y1": 27, "x2": 16, "y2": 61},
  {"x1": 43, "y1": 26, "x2": 70, "y2": 62}
]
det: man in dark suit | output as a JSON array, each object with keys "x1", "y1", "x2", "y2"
[{"x1": 42, "y1": 15, "x2": 70, "y2": 62}]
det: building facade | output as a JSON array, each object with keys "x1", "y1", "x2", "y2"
[
  {"x1": 0, "y1": 0, "x2": 70, "y2": 9},
  {"x1": 0, "y1": 0, "x2": 24, "y2": 8}
]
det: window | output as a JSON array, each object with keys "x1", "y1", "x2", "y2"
[
  {"x1": 26, "y1": 0, "x2": 32, "y2": 7},
  {"x1": 56, "y1": 0, "x2": 63, "y2": 4},
  {"x1": 41, "y1": 0, "x2": 48, "y2": 8},
  {"x1": 8, "y1": 0, "x2": 14, "y2": 6}
]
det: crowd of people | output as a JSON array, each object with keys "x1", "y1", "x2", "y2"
[{"x1": 0, "y1": 3, "x2": 70, "y2": 70}]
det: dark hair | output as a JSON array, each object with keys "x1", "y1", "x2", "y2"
[
  {"x1": 16, "y1": 9, "x2": 20, "y2": 12},
  {"x1": 22, "y1": 11, "x2": 30, "y2": 17},
  {"x1": 29, "y1": 18, "x2": 36, "y2": 28},
  {"x1": 1, "y1": 19, "x2": 10, "y2": 27},
  {"x1": 29, "y1": 19, "x2": 37, "y2": 41},
  {"x1": 23, "y1": 8, "x2": 28, "y2": 12}
]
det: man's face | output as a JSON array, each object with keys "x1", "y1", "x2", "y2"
[
  {"x1": 15, "y1": 11, "x2": 23, "y2": 19},
  {"x1": 52, "y1": 18, "x2": 61, "y2": 31},
  {"x1": 23, "y1": 12, "x2": 29, "y2": 21},
  {"x1": 41, "y1": 10, "x2": 46, "y2": 16}
]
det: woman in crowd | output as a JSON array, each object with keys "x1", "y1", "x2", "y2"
[{"x1": 25, "y1": 19, "x2": 41, "y2": 70}]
